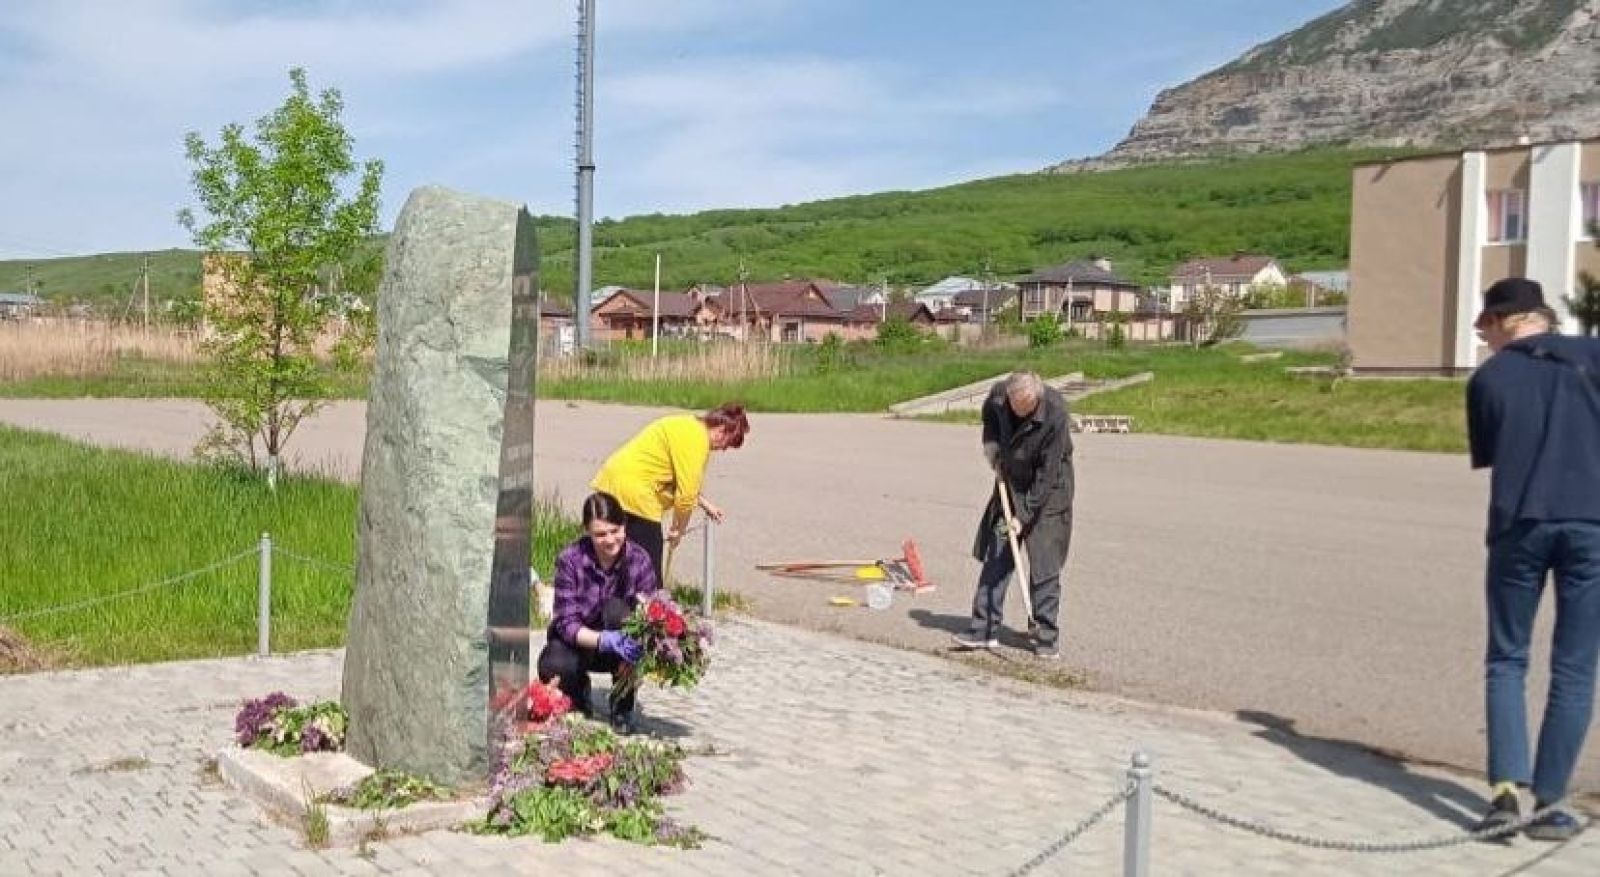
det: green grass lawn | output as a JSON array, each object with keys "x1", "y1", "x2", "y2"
[
  {"x1": 0, "y1": 426, "x2": 576, "y2": 667},
  {"x1": 544, "y1": 340, "x2": 1469, "y2": 453},
  {"x1": 1072, "y1": 362, "x2": 1466, "y2": 452}
]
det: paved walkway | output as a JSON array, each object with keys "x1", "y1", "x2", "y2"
[
  {"x1": 0, "y1": 398, "x2": 1591, "y2": 793},
  {"x1": 0, "y1": 619, "x2": 1594, "y2": 876}
]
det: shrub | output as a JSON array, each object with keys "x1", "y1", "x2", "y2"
[
  {"x1": 1027, "y1": 315, "x2": 1063, "y2": 348},
  {"x1": 874, "y1": 316, "x2": 922, "y2": 349}
]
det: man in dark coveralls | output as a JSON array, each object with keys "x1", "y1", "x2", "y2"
[{"x1": 952, "y1": 371, "x2": 1074, "y2": 659}]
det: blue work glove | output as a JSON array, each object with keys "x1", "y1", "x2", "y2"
[{"x1": 598, "y1": 630, "x2": 644, "y2": 664}]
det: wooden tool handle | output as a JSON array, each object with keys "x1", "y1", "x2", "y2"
[{"x1": 996, "y1": 477, "x2": 1034, "y2": 619}]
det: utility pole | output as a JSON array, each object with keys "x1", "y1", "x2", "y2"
[
  {"x1": 572, "y1": 0, "x2": 597, "y2": 350},
  {"x1": 140, "y1": 254, "x2": 151, "y2": 330},
  {"x1": 737, "y1": 260, "x2": 750, "y2": 342},
  {"x1": 24, "y1": 264, "x2": 35, "y2": 298},
  {"x1": 651, "y1": 252, "x2": 661, "y2": 358},
  {"x1": 981, "y1": 255, "x2": 993, "y2": 334}
]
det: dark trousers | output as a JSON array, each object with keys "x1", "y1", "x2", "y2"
[
  {"x1": 967, "y1": 537, "x2": 1061, "y2": 645},
  {"x1": 1484, "y1": 520, "x2": 1600, "y2": 804},
  {"x1": 625, "y1": 513, "x2": 665, "y2": 584},
  {"x1": 537, "y1": 597, "x2": 637, "y2": 717}
]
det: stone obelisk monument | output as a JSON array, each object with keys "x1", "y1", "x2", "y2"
[{"x1": 341, "y1": 186, "x2": 539, "y2": 783}]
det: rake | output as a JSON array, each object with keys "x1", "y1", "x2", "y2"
[{"x1": 757, "y1": 538, "x2": 933, "y2": 592}]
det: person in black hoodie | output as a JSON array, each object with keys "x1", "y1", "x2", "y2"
[{"x1": 1467, "y1": 278, "x2": 1600, "y2": 842}]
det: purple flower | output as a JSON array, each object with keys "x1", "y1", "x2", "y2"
[
  {"x1": 613, "y1": 779, "x2": 641, "y2": 808},
  {"x1": 659, "y1": 639, "x2": 684, "y2": 666},
  {"x1": 654, "y1": 817, "x2": 700, "y2": 847},
  {"x1": 234, "y1": 692, "x2": 297, "y2": 746},
  {"x1": 300, "y1": 725, "x2": 326, "y2": 753}
]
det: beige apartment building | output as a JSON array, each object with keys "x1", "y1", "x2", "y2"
[{"x1": 1348, "y1": 137, "x2": 1600, "y2": 373}]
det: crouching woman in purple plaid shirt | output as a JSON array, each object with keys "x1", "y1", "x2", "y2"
[{"x1": 537, "y1": 491, "x2": 660, "y2": 735}]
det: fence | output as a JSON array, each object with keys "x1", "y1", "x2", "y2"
[
  {"x1": 1012, "y1": 752, "x2": 1581, "y2": 876},
  {"x1": 1, "y1": 523, "x2": 723, "y2": 658}
]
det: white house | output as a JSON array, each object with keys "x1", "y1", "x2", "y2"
[
  {"x1": 913, "y1": 276, "x2": 984, "y2": 312},
  {"x1": 1168, "y1": 253, "x2": 1288, "y2": 308}
]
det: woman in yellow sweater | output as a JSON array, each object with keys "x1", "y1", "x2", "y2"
[{"x1": 591, "y1": 402, "x2": 750, "y2": 579}]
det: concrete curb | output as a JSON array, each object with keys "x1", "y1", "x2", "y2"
[{"x1": 217, "y1": 746, "x2": 488, "y2": 847}]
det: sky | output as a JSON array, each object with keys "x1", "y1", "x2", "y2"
[{"x1": 0, "y1": 0, "x2": 1347, "y2": 259}]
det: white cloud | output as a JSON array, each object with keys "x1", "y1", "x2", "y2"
[
  {"x1": 595, "y1": 56, "x2": 1063, "y2": 214},
  {"x1": 4, "y1": 0, "x2": 775, "y2": 92},
  {"x1": 0, "y1": 0, "x2": 802, "y2": 254}
]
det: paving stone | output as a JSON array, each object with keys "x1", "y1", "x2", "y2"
[{"x1": 0, "y1": 620, "x2": 1595, "y2": 874}]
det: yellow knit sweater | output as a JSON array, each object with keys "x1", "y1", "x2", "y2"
[{"x1": 591, "y1": 414, "x2": 710, "y2": 529}]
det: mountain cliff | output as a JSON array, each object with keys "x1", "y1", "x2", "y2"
[{"x1": 1053, "y1": 0, "x2": 1600, "y2": 170}]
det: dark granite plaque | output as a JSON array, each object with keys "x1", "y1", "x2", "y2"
[{"x1": 485, "y1": 209, "x2": 539, "y2": 755}]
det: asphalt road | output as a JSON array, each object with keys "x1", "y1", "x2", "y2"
[{"x1": 1, "y1": 398, "x2": 1589, "y2": 791}]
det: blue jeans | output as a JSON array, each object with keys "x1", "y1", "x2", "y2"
[{"x1": 1484, "y1": 520, "x2": 1600, "y2": 804}]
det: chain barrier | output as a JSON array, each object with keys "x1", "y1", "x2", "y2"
[
  {"x1": 0, "y1": 547, "x2": 259, "y2": 624},
  {"x1": 1010, "y1": 781, "x2": 1137, "y2": 876},
  {"x1": 271, "y1": 547, "x2": 356, "y2": 575},
  {"x1": 1152, "y1": 783, "x2": 1576, "y2": 853},
  {"x1": 2, "y1": 542, "x2": 354, "y2": 627}
]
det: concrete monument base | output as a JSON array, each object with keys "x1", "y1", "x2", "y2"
[{"x1": 216, "y1": 746, "x2": 488, "y2": 847}]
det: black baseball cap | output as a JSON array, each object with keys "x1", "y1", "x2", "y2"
[{"x1": 1476, "y1": 278, "x2": 1547, "y2": 329}]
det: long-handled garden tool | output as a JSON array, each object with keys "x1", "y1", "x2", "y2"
[
  {"x1": 996, "y1": 476, "x2": 1036, "y2": 634},
  {"x1": 757, "y1": 538, "x2": 932, "y2": 593}
]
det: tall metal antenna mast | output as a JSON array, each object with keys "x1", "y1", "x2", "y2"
[{"x1": 573, "y1": 0, "x2": 597, "y2": 349}]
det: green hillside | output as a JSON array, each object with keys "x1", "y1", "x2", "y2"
[
  {"x1": 1, "y1": 147, "x2": 1391, "y2": 310},
  {"x1": 0, "y1": 249, "x2": 204, "y2": 315}
]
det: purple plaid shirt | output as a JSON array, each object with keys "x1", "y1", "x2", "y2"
[{"x1": 548, "y1": 537, "x2": 659, "y2": 647}]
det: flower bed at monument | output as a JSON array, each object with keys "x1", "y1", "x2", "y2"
[
  {"x1": 235, "y1": 692, "x2": 348, "y2": 756},
  {"x1": 475, "y1": 681, "x2": 702, "y2": 847}
]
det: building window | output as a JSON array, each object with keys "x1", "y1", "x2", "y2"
[
  {"x1": 1486, "y1": 189, "x2": 1526, "y2": 243},
  {"x1": 1024, "y1": 288, "x2": 1044, "y2": 311},
  {"x1": 1582, "y1": 182, "x2": 1599, "y2": 236}
]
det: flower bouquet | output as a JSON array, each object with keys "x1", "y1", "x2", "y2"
[{"x1": 619, "y1": 594, "x2": 712, "y2": 692}]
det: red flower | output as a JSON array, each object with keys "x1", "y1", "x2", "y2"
[
  {"x1": 546, "y1": 753, "x2": 615, "y2": 785},
  {"x1": 665, "y1": 614, "x2": 686, "y2": 637},
  {"x1": 646, "y1": 601, "x2": 668, "y2": 623},
  {"x1": 526, "y1": 679, "x2": 573, "y2": 723}
]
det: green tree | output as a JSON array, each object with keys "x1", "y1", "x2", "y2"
[
  {"x1": 178, "y1": 68, "x2": 383, "y2": 485},
  {"x1": 1567, "y1": 221, "x2": 1600, "y2": 337},
  {"x1": 1182, "y1": 285, "x2": 1245, "y2": 346}
]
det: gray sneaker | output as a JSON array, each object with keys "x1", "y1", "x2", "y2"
[
  {"x1": 1033, "y1": 642, "x2": 1061, "y2": 660},
  {"x1": 1525, "y1": 807, "x2": 1583, "y2": 842},
  {"x1": 951, "y1": 632, "x2": 998, "y2": 650}
]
